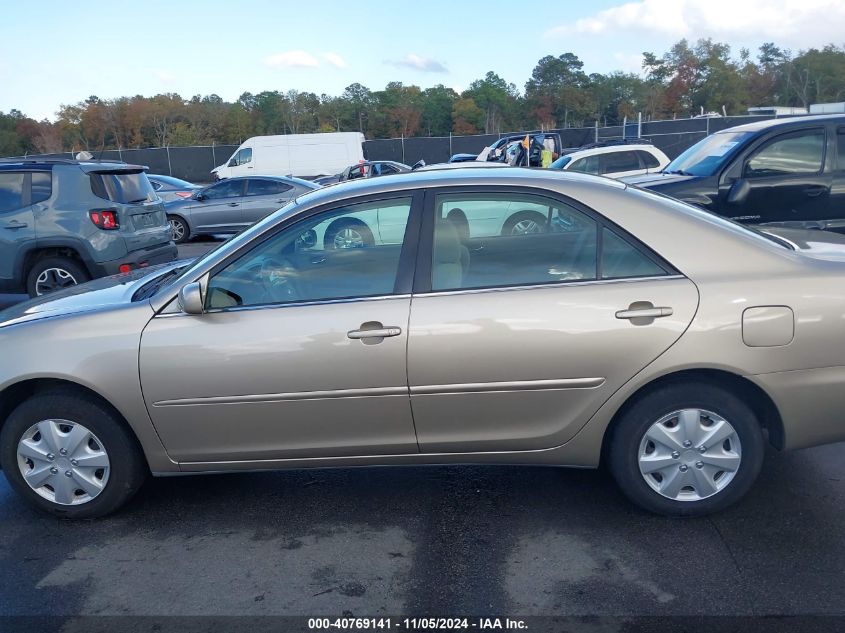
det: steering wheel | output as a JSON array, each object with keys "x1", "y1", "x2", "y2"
[{"x1": 260, "y1": 256, "x2": 300, "y2": 303}]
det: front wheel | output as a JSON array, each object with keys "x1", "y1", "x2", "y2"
[
  {"x1": 0, "y1": 391, "x2": 148, "y2": 519},
  {"x1": 607, "y1": 382, "x2": 765, "y2": 517}
]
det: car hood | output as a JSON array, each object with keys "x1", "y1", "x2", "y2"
[
  {"x1": 621, "y1": 172, "x2": 697, "y2": 187},
  {"x1": 760, "y1": 227, "x2": 845, "y2": 261},
  {"x1": 0, "y1": 260, "x2": 190, "y2": 329}
]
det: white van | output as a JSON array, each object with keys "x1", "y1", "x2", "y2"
[{"x1": 211, "y1": 132, "x2": 365, "y2": 180}]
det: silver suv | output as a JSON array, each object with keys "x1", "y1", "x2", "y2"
[{"x1": 0, "y1": 159, "x2": 177, "y2": 297}]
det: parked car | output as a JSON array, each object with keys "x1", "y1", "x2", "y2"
[
  {"x1": 549, "y1": 142, "x2": 670, "y2": 178},
  {"x1": 211, "y1": 132, "x2": 365, "y2": 181},
  {"x1": 0, "y1": 158, "x2": 175, "y2": 298},
  {"x1": 147, "y1": 174, "x2": 200, "y2": 202},
  {"x1": 164, "y1": 175, "x2": 319, "y2": 243},
  {"x1": 4, "y1": 167, "x2": 845, "y2": 519},
  {"x1": 449, "y1": 132, "x2": 563, "y2": 166},
  {"x1": 312, "y1": 160, "x2": 412, "y2": 186},
  {"x1": 624, "y1": 114, "x2": 845, "y2": 231}
]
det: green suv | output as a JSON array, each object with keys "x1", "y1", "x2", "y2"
[{"x1": 0, "y1": 159, "x2": 176, "y2": 297}]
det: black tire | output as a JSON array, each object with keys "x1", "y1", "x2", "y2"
[
  {"x1": 167, "y1": 215, "x2": 190, "y2": 244},
  {"x1": 0, "y1": 390, "x2": 148, "y2": 519},
  {"x1": 323, "y1": 219, "x2": 374, "y2": 249},
  {"x1": 501, "y1": 210, "x2": 547, "y2": 236},
  {"x1": 25, "y1": 256, "x2": 90, "y2": 298},
  {"x1": 607, "y1": 381, "x2": 765, "y2": 517}
]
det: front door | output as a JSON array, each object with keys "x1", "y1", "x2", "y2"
[
  {"x1": 0, "y1": 171, "x2": 36, "y2": 285},
  {"x1": 407, "y1": 189, "x2": 699, "y2": 453},
  {"x1": 190, "y1": 179, "x2": 246, "y2": 233},
  {"x1": 140, "y1": 194, "x2": 420, "y2": 463}
]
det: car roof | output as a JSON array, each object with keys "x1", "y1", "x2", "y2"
[
  {"x1": 214, "y1": 175, "x2": 319, "y2": 188},
  {"x1": 564, "y1": 144, "x2": 661, "y2": 159},
  {"x1": 718, "y1": 114, "x2": 845, "y2": 133}
]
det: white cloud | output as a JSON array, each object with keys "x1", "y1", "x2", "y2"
[
  {"x1": 386, "y1": 54, "x2": 448, "y2": 73},
  {"x1": 322, "y1": 52, "x2": 348, "y2": 69},
  {"x1": 154, "y1": 69, "x2": 176, "y2": 83},
  {"x1": 546, "y1": 0, "x2": 845, "y2": 49},
  {"x1": 263, "y1": 50, "x2": 320, "y2": 69}
]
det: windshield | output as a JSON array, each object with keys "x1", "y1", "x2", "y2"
[
  {"x1": 90, "y1": 170, "x2": 157, "y2": 203},
  {"x1": 549, "y1": 155, "x2": 572, "y2": 170},
  {"x1": 664, "y1": 131, "x2": 753, "y2": 177}
]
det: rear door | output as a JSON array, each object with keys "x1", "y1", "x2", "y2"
[
  {"x1": 0, "y1": 170, "x2": 36, "y2": 285},
  {"x1": 407, "y1": 188, "x2": 699, "y2": 453},
  {"x1": 240, "y1": 178, "x2": 295, "y2": 224},
  {"x1": 190, "y1": 179, "x2": 246, "y2": 233},
  {"x1": 830, "y1": 126, "x2": 845, "y2": 230},
  {"x1": 601, "y1": 150, "x2": 645, "y2": 178}
]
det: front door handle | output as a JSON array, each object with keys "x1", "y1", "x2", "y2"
[
  {"x1": 616, "y1": 303, "x2": 673, "y2": 320},
  {"x1": 347, "y1": 323, "x2": 402, "y2": 340},
  {"x1": 3, "y1": 221, "x2": 28, "y2": 230},
  {"x1": 804, "y1": 185, "x2": 828, "y2": 198},
  {"x1": 228, "y1": 202, "x2": 240, "y2": 207}
]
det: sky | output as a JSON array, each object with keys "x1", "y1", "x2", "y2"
[{"x1": 1, "y1": 0, "x2": 844, "y2": 121}]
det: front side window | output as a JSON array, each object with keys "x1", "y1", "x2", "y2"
[
  {"x1": 637, "y1": 150, "x2": 661, "y2": 169},
  {"x1": 206, "y1": 197, "x2": 413, "y2": 309},
  {"x1": 0, "y1": 172, "x2": 25, "y2": 212},
  {"x1": 203, "y1": 180, "x2": 243, "y2": 200},
  {"x1": 601, "y1": 151, "x2": 640, "y2": 174},
  {"x1": 569, "y1": 155, "x2": 599, "y2": 174},
  {"x1": 745, "y1": 130, "x2": 825, "y2": 178},
  {"x1": 229, "y1": 148, "x2": 253, "y2": 167},
  {"x1": 246, "y1": 179, "x2": 293, "y2": 197},
  {"x1": 431, "y1": 193, "x2": 598, "y2": 291}
]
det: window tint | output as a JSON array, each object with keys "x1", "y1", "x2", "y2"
[
  {"x1": 246, "y1": 179, "x2": 293, "y2": 197},
  {"x1": 31, "y1": 171, "x2": 52, "y2": 204},
  {"x1": 569, "y1": 155, "x2": 599, "y2": 174},
  {"x1": 837, "y1": 129, "x2": 845, "y2": 171},
  {"x1": 0, "y1": 172, "x2": 25, "y2": 212},
  {"x1": 432, "y1": 193, "x2": 598, "y2": 291},
  {"x1": 601, "y1": 150, "x2": 640, "y2": 174},
  {"x1": 90, "y1": 171, "x2": 156, "y2": 203},
  {"x1": 601, "y1": 228, "x2": 666, "y2": 279},
  {"x1": 206, "y1": 197, "x2": 412, "y2": 309},
  {"x1": 347, "y1": 165, "x2": 367, "y2": 180},
  {"x1": 377, "y1": 163, "x2": 399, "y2": 175},
  {"x1": 203, "y1": 180, "x2": 243, "y2": 199},
  {"x1": 745, "y1": 130, "x2": 824, "y2": 178},
  {"x1": 637, "y1": 150, "x2": 661, "y2": 169},
  {"x1": 229, "y1": 148, "x2": 252, "y2": 166},
  {"x1": 150, "y1": 180, "x2": 163, "y2": 191}
]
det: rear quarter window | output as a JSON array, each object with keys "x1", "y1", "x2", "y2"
[
  {"x1": 31, "y1": 171, "x2": 52, "y2": 204},
  {"x1": 90, "y1": 171, "x2": 156, "y2": 204}
]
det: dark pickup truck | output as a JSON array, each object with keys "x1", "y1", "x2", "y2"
[{"x1": 623, "y1": 115, "x2": 845, "y2": 232}]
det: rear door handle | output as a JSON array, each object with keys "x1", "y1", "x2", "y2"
[
  {"x1": 616, "y1": 306, "x2": 673, "y2": 320},
  {"x1": 347, "y1": 325, "x2": 402, "y2": 340},
  {"x1": 3, "y1": 222, "x2": 28, "y2": 229}
]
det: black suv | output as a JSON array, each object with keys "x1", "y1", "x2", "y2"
[
  {"x1": 624, "y1": 115, "x2": 845, "y2": 231},
  {"x1": 0, "y1": 159, "x2": 177, "y2": 297}
]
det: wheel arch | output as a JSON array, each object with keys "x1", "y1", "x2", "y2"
[
  {"x1": 0, "y1": 377, "x2": 150, "y2": 472},
  {"x1": 600, "y1": 368, "x2": 785, "y2": 464}
]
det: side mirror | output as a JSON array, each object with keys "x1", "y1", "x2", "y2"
[
  {"x1": 411, "y1": 159, "x2": 426, "y2": 170},
  {"x1": 727, "y1": 178, "x2": 751, "y2": 205},
  {"x1": 194, "y1": 192, "x2": 206, "y2": 201},
  {"x1": 178, "y1": 282, "x2": 204, "y2": 315}
]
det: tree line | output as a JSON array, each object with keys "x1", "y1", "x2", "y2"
[{"x1": 2, "y1": 40, "x2": 844, "y2": 156}]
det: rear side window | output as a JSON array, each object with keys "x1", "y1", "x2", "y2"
[
  {"x1": 569, "y1": 155, "x2": 599, "y2": 174},
  {"x1": 637, "y1": 150, "x2": 661, "y2": 169},
  {"x1": 0, "y1": 172, "x2": 25, "y2": 212},
  {"x1": 90, "y1": 171, "x2": 156, "y2": 204},
  {"x1": 601, "y1": 151, "x2": 641, "y2": 174},
  {"x1": 246, "y1": 179, "x2": 293, "y2": 197},
  {"x1": 745, "y1": 130, "x2": 825, "y2": 178},
  {"x1": 601, "y1": 228, "x2": 666, "y2": 279},
  {"x1": 31, "y1": 171, "x2": 52, "y2": 204}
]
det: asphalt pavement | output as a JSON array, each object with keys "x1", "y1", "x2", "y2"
[{"x1": 0, "y1": 237, "x2": 844, "y2": 623}]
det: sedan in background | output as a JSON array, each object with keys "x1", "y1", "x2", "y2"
[
  {"x1": 147, "y1": 174, "x2": 201, "y2": 202},
  {"x1": 313, "y1": 161, "x2": 411, "y2": 186},
  {"x1": 164, "y1": 175, "x2": 318, "y2": 242},
  {"x1": 4, "y1": 168, "x2": 845, "y2": 519}
]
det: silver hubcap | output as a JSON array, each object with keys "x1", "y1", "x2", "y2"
[
  {"x1": 17, "y1": 419, "x2": 110, "y2": 506},
  {"x1": 511, "y1": 219, "x2": 544, "y2": 235},
  {"x1": 35, "y1": 268, "x2": 78, "y2": 296},
  {"x1": 169, "y1": 218, "x2": 185, "y2": 241},
  {"x1": 638, "y1": 408, "x2": 741, "y2": 501},
  {"x1": 333, "y1": 227, "x2": 365, "y2": 249}
]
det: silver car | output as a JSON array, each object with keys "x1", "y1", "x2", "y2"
[
  {"x1": 164, "y1": 175, "x2": 319, "y2": 243},
  {"x1": 2, "y1": 167, "x2": 845, "y2": 519}
]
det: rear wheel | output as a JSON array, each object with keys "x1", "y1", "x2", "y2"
[
  {"x1": 502, "y1": 210, "x2": 546, "y2": 236},
  {"x1": 168, "y1": 215, "x2": 189, "y2": 243},
  {"x1": 324, "y1": 219, "x2": 374, "y2": 249},
  {"x1": 0, "y1": 391, "x2": 148, "y2": 519},
  {"x1": 607, "y1": 382, "x2": 765, "y2": 517},
  {"x1": 26, "y1": 257, "x2": 90, "y2": 298}
]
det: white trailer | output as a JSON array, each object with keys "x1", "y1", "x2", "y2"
[{"x1": 211, "y1": 132, "x2": 365, "y2": 180}]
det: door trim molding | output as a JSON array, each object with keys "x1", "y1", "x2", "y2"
[
  {"x1": 153, "y1": 385, "x2": 409, "y2": 407},
  {"x1": 410, "y1": 377, "x2": 605, "y2": 395}
]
